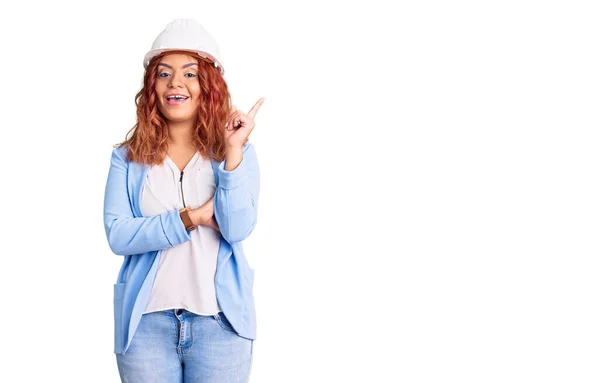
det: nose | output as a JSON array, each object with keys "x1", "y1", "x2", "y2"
[{"x1": 168, "y1": 74, "x2": 183, "y2": 88}]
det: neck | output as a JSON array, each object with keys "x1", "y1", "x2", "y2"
[{"x1": 167, "y1": 120, "x2": 196, "y2": 148}]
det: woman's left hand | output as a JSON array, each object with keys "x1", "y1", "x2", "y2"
[
  {"x1": 192, "y1": 197, "x2": 220, "y2": 232},
  {"x1": 224, "y1": 98, "x2": 265, "y2": 148}
]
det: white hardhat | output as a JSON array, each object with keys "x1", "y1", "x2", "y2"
[{"x1": 143, "y1": 19, "x2": 224, "y2": 75}]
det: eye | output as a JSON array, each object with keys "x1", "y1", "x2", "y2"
[
  {"x1": 158, "y1": 72, "x2": 170, "y2": 78},
  {"x1": 185, "y1": 73, "x2": 196, "y2": 78}
]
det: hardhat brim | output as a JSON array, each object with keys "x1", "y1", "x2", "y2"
[{"x1": 143, "y1": 48, "x2": 224, "y2": 75}]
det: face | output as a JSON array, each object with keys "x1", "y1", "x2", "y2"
[{"x1": 155, "y1": 53, "x2": 201, "y2": 125}]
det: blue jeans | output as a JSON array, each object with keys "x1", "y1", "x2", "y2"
[{"x1": 116, "y1": 309, "x2": 253, "y2": 382}]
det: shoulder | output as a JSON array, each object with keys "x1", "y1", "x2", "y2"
[
  {"x1": 112, "y1": 145, "x2": 129, "y2": 160},
  {"x1": 109, "y1": 145, "x2": 131, "y2": 167}
]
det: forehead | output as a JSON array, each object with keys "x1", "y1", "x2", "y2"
[{"x1": 158, "y1": 52, "x2": 199, "y2": 66}]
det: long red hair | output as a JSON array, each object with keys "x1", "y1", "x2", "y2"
[{"x1": 115, "y1": 50, "x2": 230, "y2": 165}]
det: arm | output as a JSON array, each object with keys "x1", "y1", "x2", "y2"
[
  {"x1": 213, "y1": 142, "x2": 260, "y2": 243},
  {"x1": 189, "y1": 197, "x2": 220, "y2": 232},
  {"x1": 103, "y1": 147, "x2": 192, "y2": 256}
]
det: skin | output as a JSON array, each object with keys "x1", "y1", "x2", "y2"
[{"x1": 155, "y1": 52, "x2": 265, "y2": 232}]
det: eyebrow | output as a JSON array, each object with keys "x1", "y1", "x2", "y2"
[{"x1": 157, "y1": 63, "x2": 198, "y2": 69}]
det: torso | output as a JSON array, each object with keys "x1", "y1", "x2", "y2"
[{"x1": 140, "y1": 146, "x2": 221, "y2": 316}]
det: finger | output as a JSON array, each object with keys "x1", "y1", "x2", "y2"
[
  {"x1": 227, "y1": 111, "x2": 244, "y2": 130},
  {"x1": 226, "y1": 105, "x2": 237, "y2": 123},
  {"x1": 226, "y1": 105, "x2": 237, "y2": 126},
  {"x1": 235, "y1": 114, "x2": 255, "y2": 133},
  {"x1": 225, "y1": 110, "x2": 242, "y2": 130},
  {"x1": 247, "y1": 97, "x2": 265, "y2": 120},
  {"x1": 229, "y1": 121, "x2": 239, "y2": 130},
  {"x1": 237, "y1": 114, "x2": 254, "y2": 130}
]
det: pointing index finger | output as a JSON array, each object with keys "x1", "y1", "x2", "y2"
[{"x1": 247, "y1": 97, "x2": 265, "y2": 120}]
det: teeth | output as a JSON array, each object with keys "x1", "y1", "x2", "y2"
[{"x1": 167, "y1": 95, "x2": 188, "y2": 100}]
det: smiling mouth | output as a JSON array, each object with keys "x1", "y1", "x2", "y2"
[{"x1": 166, "y1": 95, "x2": 189, "y2": 105}]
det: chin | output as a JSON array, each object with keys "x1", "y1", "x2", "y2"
[{"x1": 160, "y1": 110, "x2": 192, "y2": 121}]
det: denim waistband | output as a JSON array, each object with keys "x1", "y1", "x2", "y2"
[{"x1": 147, "y1": 308, "x2": 222, "y2": 318}]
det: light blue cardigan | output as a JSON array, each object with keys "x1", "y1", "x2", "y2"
[{"x1": 103, "y1": 142, "x2": 259, "y2": 355}]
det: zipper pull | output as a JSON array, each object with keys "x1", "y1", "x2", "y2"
[{"x1": 179, "y1": 171, "x2": 186, "y2": 207}]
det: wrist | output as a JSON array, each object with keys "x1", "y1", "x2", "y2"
[
  {"x1": 179, "y1": 206, "x2": 196, "y2": 232},
  {"x1": 188, "y1": 206, "x2": 207, "y2": 226},
  {"x1": 225, "y1": 146, "x2": 243, "y2": 171},
  {"x1": 226, "y1": 144, "x2": 243, "y2": 153}
]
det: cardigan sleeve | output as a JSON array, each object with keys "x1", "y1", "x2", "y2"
[
  {"x1": 103, "y1": 147, "x2": 192, "y2": 256},
  {"x1": 213, "y1": 142, "x2": 260, "y2": 243}
]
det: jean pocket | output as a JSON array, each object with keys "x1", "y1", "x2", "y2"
[{"x1": 214, "y1": 311, "x2": 235, "y2": 333}]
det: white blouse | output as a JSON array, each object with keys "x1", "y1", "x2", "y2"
[{"x1": 140, "y1": 151, "x2": 221, "y2": 315}]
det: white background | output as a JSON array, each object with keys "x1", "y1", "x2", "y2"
[{"x1": 0, "y1": 0, "x2": 598, "y2": 382}]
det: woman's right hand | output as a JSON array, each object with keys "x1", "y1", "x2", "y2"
[{"x1": 203, "y1": 215, "x2": 220, "y2": 232}]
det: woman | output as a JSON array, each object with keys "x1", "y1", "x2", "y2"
[{"x1": 103, "y1": 18, "x2": 263, "y2": 382}]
